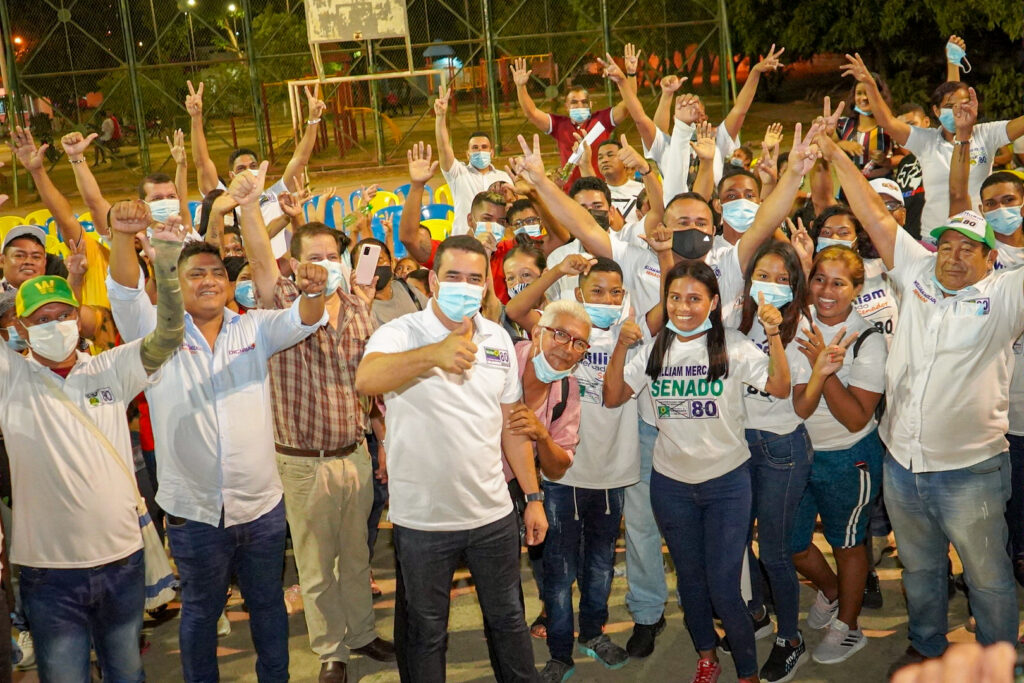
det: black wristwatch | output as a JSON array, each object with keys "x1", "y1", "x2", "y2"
[{"x1": 525, "y1": 491, "x2": 545, "y2": 503}]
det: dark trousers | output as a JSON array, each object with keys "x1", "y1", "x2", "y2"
[{"x1": 366, "y1": 432, "x2": 390, "y2": 560}]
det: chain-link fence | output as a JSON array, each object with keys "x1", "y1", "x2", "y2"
[{"x1": 0, "y1": 0, "x2": 732, "y2": 205}]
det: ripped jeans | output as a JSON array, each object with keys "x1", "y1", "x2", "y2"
[{"x1": 541, "y1": 481, "x2": 625, "y2": 665}]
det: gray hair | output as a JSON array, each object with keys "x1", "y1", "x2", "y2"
[
  {"x1": 0, "y1": 291, "x2": 16, "y2": 319},
  {"x1": 537, "y1": 299, "x2": 591, "y2": 334}
]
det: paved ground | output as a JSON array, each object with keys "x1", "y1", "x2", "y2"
[{"x1": 11, "y1": 525, "x2": 993, "y2": 682}]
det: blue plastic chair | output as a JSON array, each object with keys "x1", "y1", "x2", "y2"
[
  {"x1": 370, "y1": 206, "x2": 406, "y2": 259},
  {"x1": 348, "y1": 189, "x2": 364, "y2": 213},
  {"x1": 189, "y1": 201, "x2": 202, "y2": 225},
  {"x1": 395, "y1": 183, "x2": 433, "y2": 202},
  {"x1": 420, "y1": 204, "x2": 454, "y2": 222}
]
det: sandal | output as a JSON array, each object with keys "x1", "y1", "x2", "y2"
[{"x1": 530, "y1": 613, "x2": 547, "y2": 639}]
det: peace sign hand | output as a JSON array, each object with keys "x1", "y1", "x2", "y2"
[
  {"x1": 434, "y1": 84, "x2": 452, "y2": 118},
  {"x1": 819, "y1": 96, "x2": 846, "y2": 138},
  {"x1": 814, "y1": 327, "x2": 859, "y2": 376},
  {"x1": 516, "y1": 133, "x2": 546, "y2": 185},
  {"x1": 65, "y1": 237, "x2": 89, "y2": 279},
  {"x1": 752, "y1": 44, "x2": 785, "y2": 74},
  {"x1": 304, "y1": 83, "x2": 326, "y2": 121},
  {"x1": 185, "y1": 80, "x2": 204, "y2": 118},
  {"x1": 166, "y1": 128, "x2": 186, "y2": 165}
]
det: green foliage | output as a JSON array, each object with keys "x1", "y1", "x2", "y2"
[{"x1": 978, "y1": 65, "x2": 1024, "y2": 121}]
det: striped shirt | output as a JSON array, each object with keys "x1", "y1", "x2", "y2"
[{"x1": 837, "y1": 116, "x2": 893, "y2": 169}]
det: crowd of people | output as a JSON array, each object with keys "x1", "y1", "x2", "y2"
[{"x1": 0, "y1": 31, "x2": 1022, "y2": 683}]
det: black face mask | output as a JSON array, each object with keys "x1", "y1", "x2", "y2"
[
  {"x1": 222, "y1": 256, "x2": 249, "y2": 282},
  {"x1": 588, "y1": 209, "x2": 610, "y2": 231},
  {"x1": 671, "y1": 229, "x2": 713, "y2": 261},
  {"x1": 374, "y1": 265, "x2": 393, "y2": 291}
]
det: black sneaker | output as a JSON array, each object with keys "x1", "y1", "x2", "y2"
[
  {"x1": 626, "y1": 615, "x2": 666, "y2": 658},
  {"x1": 717, "y1": 634, "x2": 731, "y2": 654},
  {"x1": 753, "y1": 607, "x2": 774, "y2": 639},
  {"x1": 863, "y1": 570, "x2": 883, "y2": 609},
  {"x1": 759, "y1": 634, "x2": 808, "y2": 683}
]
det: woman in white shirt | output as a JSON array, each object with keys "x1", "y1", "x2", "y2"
[
  {"x1": 791, "y1": 246, "x2": 887, "y2": 667},
  {"x1": 604, "y1": 260, "x2": 790, "y2": 683}
]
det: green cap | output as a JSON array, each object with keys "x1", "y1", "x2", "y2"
[
  {"x1": 15, "y1": 275, "x2": 80, "y2": 317},
  {"x1": 930, "y1": 210, "x2": 996, "y2": 250}
]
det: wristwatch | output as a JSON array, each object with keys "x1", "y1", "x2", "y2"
[{"x1": 525, "y1": 491, "x2": 545, "y2": 503}]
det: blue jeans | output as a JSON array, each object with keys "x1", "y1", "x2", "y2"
[
  {"x1": 366, "y1": 431, "x2": 390, "y2": 559},
  {"x1": 393, "y1": 512, "x2": 536, "y2": 682},
  {"x1": 651, "y1": 464, "x2": 757, "y2": 678},
  {"x1": 624, "y1": 417, "x2": 667, "y2": 625},
  {"x1": 884, "y1": 453, "x2": 1018, "y2": 656},
  {"x1": 542, "y1": 482, "x2": 625, "y2": 664},
  {"x1": 1005, "y1": 434, "x2": 1024, "y2": 586},
  {"x1": 168, "y1": 499, "x2": 289, "y2": 682},
  {"x1": 20, "y1": 549, "x2": 144, "y2": 683},
  {"x1": 745, "y1": 425, "x2": 813, "y2": 641}
]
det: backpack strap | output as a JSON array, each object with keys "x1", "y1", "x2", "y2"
[
  {"x1": 550, "y1": 377, "x2": 570, "y2": 423},
  {"x1": 395, "y1": 278, "x2": 422, "y2": 311},
  {"x1": 853, "y1": 326, "x2": 879, "y2": 358}
]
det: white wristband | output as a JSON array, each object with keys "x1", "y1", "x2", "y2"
[{"x1": 306, "y1": 118, "x2": 321, "y2": 126}]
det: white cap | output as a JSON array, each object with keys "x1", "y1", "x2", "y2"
[
  {"x1": 2, "y1": 225, "x2": 47, "y2": 251},
  {"x1": 869, "y1": 178, "x2": 904, "y2": 207}
]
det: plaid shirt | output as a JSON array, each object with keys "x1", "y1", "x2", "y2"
[{"x1": 265, "y1": 277, "x2": 376, "y2": 449}]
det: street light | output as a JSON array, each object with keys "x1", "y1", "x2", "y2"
[
  {"x1": 12, "y1": 37, "x2": 22, "y2": 45},
  {"x1": 227, "y1": 3, "x2": 236, "y2": 11},
  {"x1": 186, "y1": 0, "x2": 196, "y2": 6}
]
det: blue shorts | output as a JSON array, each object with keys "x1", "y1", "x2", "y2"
[{"x1": 791, "y1": 429, "x2": 883, "y2": 551}]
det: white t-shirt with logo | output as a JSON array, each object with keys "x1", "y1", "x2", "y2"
[
  {"x1": 792, "y1": 308, "x2": 887, "y2": 450},
  {"x1": 852, "y1": 257, "x2": 899, "y2": 345},
  {"x1": 644, "y1": 122, "x2": 739, "y2": 203},
  {"x1": 995, "y1": 242, "x2": 1024, "y2": 435},
  {"x1": 610, "y1": 179, "x2": 644, "y2": 223},
  {"x1": 210, "y1": 177, "x2": 290, "y2": 257},
  {"x1": 624, "y1": 328, "x2": 768, "y2": 484},
  {"x1": 441, "y1": 160, "x2": 512, "y2": 236},
  {"x1": 742, "y1": 319, "x2": 808, "y2": 435}
]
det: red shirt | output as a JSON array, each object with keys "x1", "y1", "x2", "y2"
[
  {"x1": 549, "y1": 108, "x2": 616, "y2": 187},
  {"x1": 424, "y1": 237, "x2": 521, "y2": 304}
]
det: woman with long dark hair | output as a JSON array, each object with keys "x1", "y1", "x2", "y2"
[
  {"x1": 835, "y1": 71, "x2": 894, "y2": 178},
  {"x1": 603, "y1": 260, "x2": 790, "y2": 683}
]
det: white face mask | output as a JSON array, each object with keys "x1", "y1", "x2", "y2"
[
  {"x1": 313, "y1": 259, "x2": 346, "y2": 295},
  {"x1": 25, "y1": 319, "x2": 80, "y2": 362},
  {"x1": 147, "y1": 198, "x2": 179, "y2": 224}
]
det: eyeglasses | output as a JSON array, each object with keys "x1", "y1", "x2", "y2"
[
  {"x1": 539, "y1": 326, "x2": 589, "y2": 353},
  {"x1": 513, "y1": 217, "x2": 541, "y2": 228},
  {"x1": 883, "y1": 200, "x2": 903, "y2": 212}
]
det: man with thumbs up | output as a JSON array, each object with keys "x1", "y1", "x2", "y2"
[{"x1": 357, "y1": 234, "x2": 547, "y2": 682}]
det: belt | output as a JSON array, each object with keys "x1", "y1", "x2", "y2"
[{"x1": 275, "y1": 439, "x2": 363, "y2": 459}]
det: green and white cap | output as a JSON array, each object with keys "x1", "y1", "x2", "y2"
[{"x1": 930, "y1": 210, "x2": 996, "y2": 250}]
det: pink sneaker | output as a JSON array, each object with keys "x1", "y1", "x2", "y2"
[{"x1": 690, "y1": 657, "x2": 722, "y2": 683}]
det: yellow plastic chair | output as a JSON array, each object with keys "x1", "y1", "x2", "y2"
[
  {"x1": 421, "y1": 218, "x2": 453, "y2": 242},
  {"x1": 77, "y1": 211, "x2": 93, "y2": 224},
  {"x1": 0, "y1": 216, "x2": 25, "y2": 235},
  {"x1": 23, "y1": 208, "x2": 53, "y2": 227},
  {"x1": 45, "y1": 233, "x2": 69, "y2": 258},
  {"x1": 368, "y1": 191, "x2": 400, "y2": 214},
  {"x1": 434, "y1": 184, "x2": 453, "y2": 205}
]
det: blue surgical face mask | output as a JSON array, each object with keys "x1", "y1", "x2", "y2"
[
  {"x1": 931, "y1": 274, "x2": 961, "y2": 296},
  {"x1": 854, "y1": 105, "x2": 872, "y2": 117},
  {"x1": 816, "y1": 236, "x2": 855, "y2": 252},
  {"x1": 147, "y1": 198, "x2": 179, "y2": 224},
  {"x1": 985, "y1": 206, "x2": 1023, "y2": 236},
  {"x1": 667, "y1": 314, "x2": 712, "y2": 337},
  {"x1": 531, "y1": 342, "x2": 573, "y2": 383},
  {"x1": 946, "y1": 42, "x2": 971, "y2": 73},
  {"x1": 475, "y1": 222, "x2": 505, "y2": 241},
  {"x1": 313, "y1": 259, "x2": 346, "y2": 295},
  {"x1": 721, "y1": 198, "x2": 759, "y2": 233},
  {"x1": 469, "y1": 151, "x2": 492, "y2": 170},
  {"x1": 583, "y1": 302, "x2": 622, "y2": 329},
  {"x1": 5, "y1": 325, "x2": 27, "y2": 352},
  {"x1": 234, "y1": 280, "x2": 256, "y2": 309},
  {"x1": 748, "y1": 280, "x2": 793, "y2": 308},
  {"x1": 435, "y1": 282, "x2": 484, "y2": 322},
  {"x1": 729, "y1": 157, "x2": 745, "y2": 168},
  {"x1": 514, "y1": 223, "x2": 544, "y2": 238},
  {"x1": 938, "y1": 108, "x2": 956, "y2": 134},
  {"x1": 569, "y1": 107, "x2": 591, "y2": 124}
]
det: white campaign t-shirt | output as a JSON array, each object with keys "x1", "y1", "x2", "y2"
[
  {"x1": 0, "y1": 344, "x2": 149, "y2": 568},
  {"x1": 209, "y1": 177, "x2": 291, "y2": 257},
  {"x1": 742, "y1": 319, "x2": 808, "y2": 435},
  {"x1": 792, "y1": 309, "x2": 887, "y2": 450},
  {"x1": 610, "y1": 179, "x2": 644, "y2": 223},
  {"x1": 644, "y1": 122, "x2": 739, "y2": 205},
  {"x1": 905, "y1": 122, "x2": 1010, "y2": 240},
  {"x1": 556, "y1": 323, "x2": 640, "y2": 489},
  {"x1": 365, "y1": 308, "x2": 520, "y2": 531},
  {"x1": 441, "y1": 160, "x2": 512, "y2": 236},
  {"x1": 994, "y1": 242, "x2": 1024, "y2": 435},
  {"x1": 624, "y1": 328, "x2": 769, "y2": 484},
  {"x1": 852, "y1": 257, "x2": 899, "y2": 344}
]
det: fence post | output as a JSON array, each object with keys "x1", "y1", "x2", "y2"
[
  {"x1": 0, "y1": 0, "x2": 22, "y2": 205},
  {"x1": 240, "y1": 0, "x2": 268, "y2": 159},
  {"x1": 599, "y1": 0, "x2": 613, "y2": 103},
  {"x1": 480, "y1": 0, "x2": 501, "y2": 151},
  {"x1": 117, "y1": 0, "x2": 150, "y2": 172},
  {"x1": 367, "y1": 40, "x2": 386, "y2": 166},
  {"x1": 717, "y1": 0, "x2": 735, "y2": 119}
]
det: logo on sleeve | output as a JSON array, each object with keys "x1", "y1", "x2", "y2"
[
  {"x1": 483, "y1": 347, "x2": 510, "y2": 368},
  {"x1": 85, "y1": 387, "x2": 116, "y2": 407}
]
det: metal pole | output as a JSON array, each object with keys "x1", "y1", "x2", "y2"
[
  {"x1": 240, "y1": 0, "x2": 268, "y2": 158},
  {"x1": 148, "y1": 0, "x2": 163, "y2": 62},
  {"x1": 480, "y1": 0, "x2": 500, "y2": 151},
  {"x1": 366, "y1": 40, "x2": 385, "y2": 166},
  {"x1": 599, "y1": 0, "x2": 612, "y2": 104},
  {"x1": 0, "y1": 0, "x2": 21, "y2": 206},
  {"x1": 117, "y1": 0, "x2": 150, "y2": 172},
  {"x1": 717, "y1": 0, "x2": 735, "y2": 119}
]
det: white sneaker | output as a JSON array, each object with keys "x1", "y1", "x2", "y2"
[
  {"x1": 812, "y1": 619, "x2": 866, "y2": 664},
  {"x1": 15, "y1": 630, "x2": 36, "y2": 670},
  {"x1": 217, "y1": 611, "x2": 232, "y2": 637},
  {"x1": 806, "y1": 590, "x2": 839, "y2": 630}
]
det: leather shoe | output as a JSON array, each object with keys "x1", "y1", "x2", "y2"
[
  {"x1": 352, "y1": 636, "x2": 397, "y2": 662},
  {"x1": 319, "y1": 661, "x2": 347, "y2": 683}
]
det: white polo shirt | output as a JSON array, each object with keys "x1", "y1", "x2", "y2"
[
  {"x1": 905, "y1": 122, "x2": 1010, "y2": 240},
  {"x1": 881, "y1": 229, "x2": 1024, "y2": 471},
  {"x1": 624, "y1": 328, "x2": 768, "y2": 484},
  {"x1": 0, "y1": 343, "x2": 148, "y2": 568},
  {"x1": 644, "y1": 122, "x2": 739, "y2": 205},
  {"x1": 365, "y1": 308, "x2": 521, "y2": 531},
  {"x1": 441, "y1": 160, "x2": 512, "y2": 236},
  {"x1": 107, "y1": 276, "x2": 326, "y2": 526},
  {"x1": 994, "y1": 242, "x2": 1024, "y2": 435}
]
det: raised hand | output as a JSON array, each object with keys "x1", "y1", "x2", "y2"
[
  {"x1": 557, "y1": 253, "x2": 597, "y2": 277},
  {"x1": 840, "y1": 53, "x2": 872, "y2": 84},
  {"x1": 510, "y1": 57, "x2": 532, "y2": 87},
  {"x1": 787, "y1": 120, "x2": 825, "y2": 176},
  {"x1": 516, "y1": 133, "x2": 546, "y2": 185},
  {"x1": 752, "y1": 44, "x2": 785, "y2": 74},
  {"x1": 763, "y1": 122, "x2": 784, "y2": 149},
  {"x1": 689, "y1": 120, "x2": 716, "y2": 162},
  {"x1": 407, "y1": 140, "x2": 439, "y2": 185},
  {"x1": 638, "y1": 222, "x2": 673, "y2": 253},
  {"x1": 150, "y1": 214, "x2": 190, "y2": 243},
  {"x1": 61, "y1": 131, "x2": 98, "y2": 159},
  {"x1": 185, "y1": 80, "x2": 204, "y2": 118},
  {"x1": 110, "y1": 199, "x2": 153, "y2": 235},
  {"x1": 434, "y1": 84, "x2": 452, "y2": 118},
  {"x1": 818, "y1": 96, "x2": 846, "y2": 138},
  {"x1": 786, "y1": 216, "x2": 814, "y2": 268},
  {"x1": 756, "y1": 291, "x2": 783, "y2": 335},
  {"x1": 616, "y1": 134, "x2": 650, "y2": 173},
  {"x1": 166, "y1": 128, "x2": 186, "y2": 165},
  {"x1": 674, "y1": 93, "x2": 702, "y2": 125},
  {"x1": 11, "y1": 127, "x2": 47, "y2": 172},
  {"x1": 953, "y1": 86, "x2": 979, "y2": 134},
  {"x1": 571, "y1": 131, "x2": 592, "y2": 168},
  {"x1": 296, "y1": 261, "x2": 328, "y2": 297},
  {"x1": 624, "y1": 43, "x2": 641, "y2": 74},
  {"x1": 660, "y1": 74, "x2": 688, "y2": 94},
  {"x1": 598, "y1": 53, "x2": 627, "y2": 84},
  {"x1": 278, "y1": 189, "x2": 308, "y2": 219},
  {"x1": 227, "y1": 160, "x2": 269, "y2": 206},
  {"x1": 616, "y1": 319, "x2": 643, "y2": 347},
  {"x1": 756, "y1": 139, "x2": 779, "y2": 185},
  {"x1": 304, "y1": 83, "x2": 326, "y2": 122},
  {"x1": 65, "y1": 237, "x2": 88, "y2": 279},
  {"x1": 434, "y1": 317, "x2": 477, "y2": 374}
]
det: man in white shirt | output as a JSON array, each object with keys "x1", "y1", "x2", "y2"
[
  {"x1": 820, "y1": 131, "x2": 1023, "y2": 673},
  {"x1": 4, "y1": 202, "x2": 186, "y2": 681},
  {"x1": 356, "y1": 235, "x2": 547, "y2": 682},
  {"x1": 106, "y1": 188, "x2": 329, "y2": 683},
  {"x1": 434, "y1": 85, "x2": 512, "y2": 236},
  {"x1": 593, "y1": 139, "x2": 644, "y2": 222}
]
